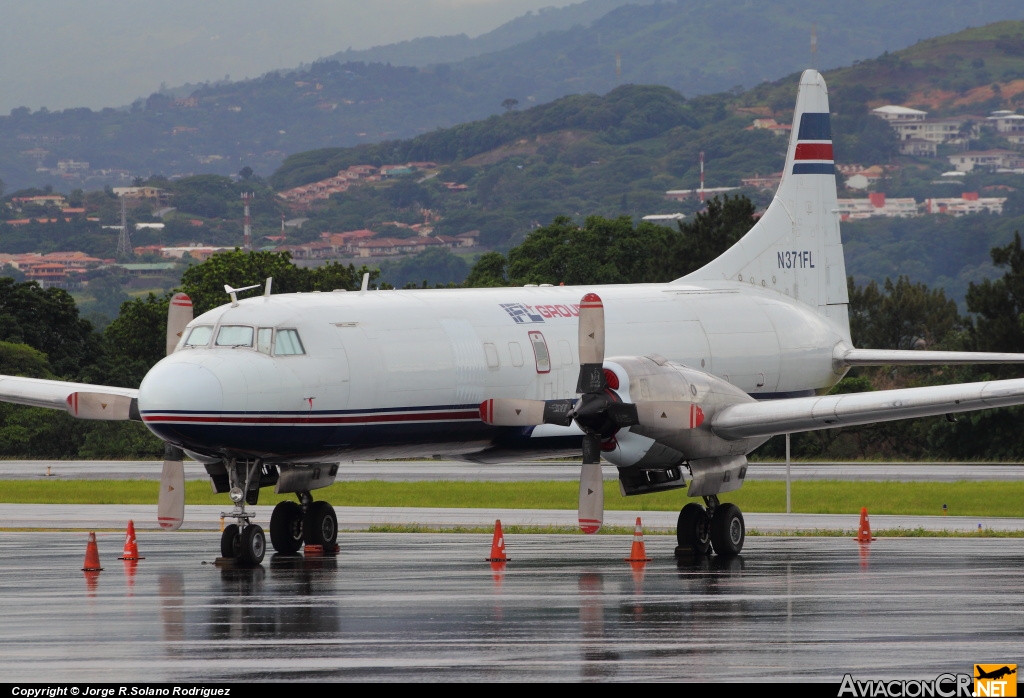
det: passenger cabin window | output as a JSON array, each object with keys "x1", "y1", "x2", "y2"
[
  {"x1": 528, "y1": 331, "x2": 551, "y2": 373},
  {"x1": 216, "y1": 326, "x2": 254, "y2": 347},
  {"x1": 483, "y1": 342, "x2": 499, "y2": 368},
  {"x1": 183, "y1": 326, "x2": 213, "y2": 347},
  {"x1": 508, "y1": 342, "x2": 524, "y2": 367},
  {"x1": 274, "y1": 329, "x2": 305, "y2": 356},
  {"x1": 257, "y1": 328, "x2": 273, "y2": 354}
]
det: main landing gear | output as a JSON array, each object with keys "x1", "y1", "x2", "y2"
[
  {"x1": 675, "y1": 495, "x2": 745, "y2": 558},
  {"x1": 268, "y1": 493, "x2": 338, "y2": 555},
  {"x1": 218, "y1": 459, "x2": 339, "y2": 565}
]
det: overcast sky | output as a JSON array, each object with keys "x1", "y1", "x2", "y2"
[{"x1": 0, "y1": 0, "x2": 580, "y2": 114}]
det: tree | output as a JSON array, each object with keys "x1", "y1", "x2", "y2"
[
  {"x1": 91, "y1": 294, "x2": 171, "y2": 388},
  {"x1": 464, "y1": 252, "x2": 509, "y2": 288},
  {"x1": 0, "y1": 341, "x2": 53, "y2": 378},
  {"x1": 662, "y1": 195, "x2": 756, "y2": 278},
  {"x1": 0, "y1": 279, "x2": 99, "y2": 378},
  {"x1": 501, "y1": 98, "x2": 519, "y2": 112},
  {"x1": 504, "y1": 215, "x2": 677, "y2": 286},
  {"x1": 847, "y1": 276, "x2": 963, "y2": 350},
  {"x1": 179, "y1": 250, "x2": 379, "y2": 314},
  {"x1": 966, "y1": 231, "x2": 1024, "y2": 359},
  {"x1": 379, "y1": 247, "x2": 469, "y2": 288}
]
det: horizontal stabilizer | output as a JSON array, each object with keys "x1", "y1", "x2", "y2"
[
  {"x1": 838, "y1": 348, "x2": 1024, "y2": 367},
  {"x1": 711, "y1": 377, "x2": 1024, "y2": 440}
]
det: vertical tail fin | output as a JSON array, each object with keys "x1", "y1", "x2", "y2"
[{"x1": 681, "y1": 69, "x2": 849, "y2": 337}]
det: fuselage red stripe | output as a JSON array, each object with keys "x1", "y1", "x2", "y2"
[{"x1": 142, "y1": 410, "x2": 481, "y2": 425}]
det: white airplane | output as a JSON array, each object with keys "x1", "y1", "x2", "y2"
[{"x1": 5, "y1": 69, "x2": 1024, "y2": 566}]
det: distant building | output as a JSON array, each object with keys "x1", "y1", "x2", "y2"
[
  {"x1": 837, "y1": 193, "x2": 918, "y2": 220},
  {"x1": 947, "y1": 149, "x2": 1024, "y2": 172},
  {"x1": 873, "y1": 105, "x2": 973, "y2": 151},
  {"x1": 113, "y1": 186, "x2": 167, "y2": 202},
  {"x1": 740, "y1": 173, "x2": 783, "y2": 191},
  {"x1": 844, "y1": 165, "x2": 885, "y2": 190},
  {"x1": 666, "y1": 186, "x2": 740, "y2": 201},
  {"x1": 924, "y1": 192, "x2": 1006, "y2": 216},
  {"x1": 987, "y1": 110, "x2": 1024, "y2": 144}
]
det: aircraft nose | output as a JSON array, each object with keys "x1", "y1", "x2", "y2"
[{"x1": 137, "y1": 359, "x2": 224, "y2": 416}]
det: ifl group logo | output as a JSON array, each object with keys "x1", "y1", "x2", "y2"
[{"x1": 975, "y1": 665, "x2": 1017, "y2": 697}]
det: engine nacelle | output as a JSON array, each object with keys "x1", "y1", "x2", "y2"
[{"x1": 600, "y1": 355, "x2": 768, "y2": 497}]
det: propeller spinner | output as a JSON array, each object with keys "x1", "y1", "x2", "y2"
[{"x1": 480, "y1": 293, "x2": 702, "y2": 534}]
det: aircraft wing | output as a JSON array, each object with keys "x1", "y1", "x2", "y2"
[
  {"x1": 0, "y1": 375, "x2": 138, "y2": 420},
  {"x1": 711, "y1": 378, "x2": 1024, "y2": 440},
  {"x1": 838, "y1": 348, "x2": 1024, "y2": 366}
]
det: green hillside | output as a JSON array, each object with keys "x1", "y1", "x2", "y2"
[{"x1": 0, "y1": 1, "x2": 1022, "y2": 192}]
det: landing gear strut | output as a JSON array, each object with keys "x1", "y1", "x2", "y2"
[
  {"x1": 220, "y1": 460, "x2": 340, "y2": 562},
  {"x1": 220, "y1": 458, "x2": 266, "y2": 565},
  {"x1": 675, "y1": 495, "x2": 745, "y2": 558}
]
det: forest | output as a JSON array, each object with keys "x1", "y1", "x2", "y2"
[{"x1": 2, "y1": 196, "x2": 1024, "y2": 461}]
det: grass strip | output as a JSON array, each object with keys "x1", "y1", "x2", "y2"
[{"x1": 2, "y1": 480, "x2": 1023, "y2": 517}]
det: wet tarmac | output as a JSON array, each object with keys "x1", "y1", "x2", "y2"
[
  {"x1": 3, "y1": 503, "x2": 1023, "y2": 534},
  {"x1": 4, "y1": 459, "x2": 1024, "y2": 482},
  {"x1": 0, "y1": 531, "x2": 1021, "y2": 682}
]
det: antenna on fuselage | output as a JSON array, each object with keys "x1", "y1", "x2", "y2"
[
  {"x1": 360, "y1": 272, "x2": 369, "y2": 293},
  {"x1": 263, "y1": 277, "x2": 273, "y2": 299},
  {"x1": 224, "y1": 282, "x2": 261, "y2": 307}
]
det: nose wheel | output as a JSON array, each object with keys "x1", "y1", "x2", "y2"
[
  {"x1": 220, "y1": 522, "x2": 266, "y2": 565},
  {"x1": 675, "y1": 496, "x2": 744, "y2": 558}
]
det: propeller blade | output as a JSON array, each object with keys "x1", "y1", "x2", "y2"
[
  {"x1": 607, "y1": 402, "x2": 640, "y2": 427},
  {"x1": 166, "y1": 293, "x2": 193, "y2": 356},
  {"x1": 578, "y1": 461, "x2": 604, "y2": 534},
  {"x1": 581, "y1": 433, "x2": 602, "y2": 464},
  {"x1": 634, "y1": 401, "x2": 705, "y2": 430},
  {"x1": 65, "y1": 392, "x2": 135, "y2": 420},
  {"x1": 158, "y1": 445, "x2": 185, "y2": 531},
  {"x1": 480, "y1": 398, "x2": 575, "y2": 426},
  {"x1": 578, "y1": 293, "x2": 605, "y2": 364}
]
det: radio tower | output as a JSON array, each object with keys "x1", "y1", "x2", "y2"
[
  {"x1": 810, "y1": 23, "x2": 817, "y2": 69},
  {"x1": 241, "y1": 192, "x2": 253, "y2": 252},
  {"x1": 116, "y1": 195, "x2": 133, "y2": 258},
  {"x1": 699, "y1": 151, "x2": 705, "y2": 203}
]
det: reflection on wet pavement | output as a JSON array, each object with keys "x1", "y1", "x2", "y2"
[{"x1": 0, "y1": 532, "x2": 1020, "y2": 681}]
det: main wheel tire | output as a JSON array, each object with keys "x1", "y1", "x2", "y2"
[
  {"x1": 710, "y1": 503, "x2": 745, "y2": 557},
  {"x1": 240, "y1": 524, "x2": 266, "y2": 566},
  {"x1": 303, "y1": 501, "x2": 338, "y2": 548},
  {"x1": 220, "y1": 524, "x2": 241, "y2": 558},
  {"x1": 676, "y1": 502, "x2": 711, "y2": 555},
  {"x1": 270, "y1": 501, "x2": 304, "y2": 554}
]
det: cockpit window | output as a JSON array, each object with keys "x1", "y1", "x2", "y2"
[
  {"x1": 183, "y1": 326, "x2": 213, "y2": 347},
  {"x1": 274, "y1": 329, "x2": 305, "y2": 356},
  {"x1": 216, "y1": 325, "x2": 254, "y2": 347},
  {"x1": 256, "y1": 328, "x2": 273, "y2": 354}
]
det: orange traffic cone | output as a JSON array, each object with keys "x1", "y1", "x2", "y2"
[
  {"x1": 82, "y1": 531, "x2": 104, "y2": 571},
  {"x1": 625, "y1": 517, "x2": 652, "y2": 562},
  {"x1": 118, "y1": 520, "x2": 144, "y2": 560},
  {"x1": 486, "y1": 519, "x2": 509, "y2": 562},
  {"x1": 855, "y1": 507, "x2": 876, "y2": 543}
]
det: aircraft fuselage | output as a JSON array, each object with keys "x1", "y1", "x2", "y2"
[{"x1": 137, "y1": 281, "x2": 848, "y2": 463}]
